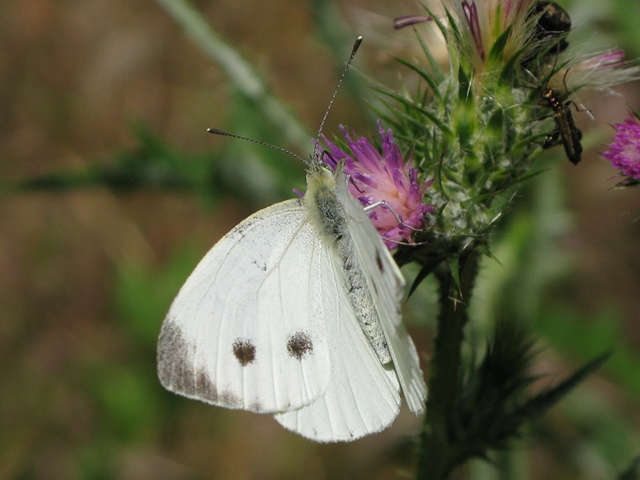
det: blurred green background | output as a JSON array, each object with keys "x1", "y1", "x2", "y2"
[{"x1": 1, "y1": 0, "x2": 640, "y2": 479}]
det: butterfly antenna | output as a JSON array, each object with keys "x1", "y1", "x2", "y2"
[
  {"x1": 207, "y1": 128, "x2": 306, "y2": 163},
  {"x1": 311, "y1": 36, "x2": 363, "y2": 162}
]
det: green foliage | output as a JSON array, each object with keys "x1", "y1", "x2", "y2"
[
  {"x1": 10, "y1": 124, "x2": 217, "y2": 198},
  {"x1": 539, "y1": 306, "x2": 640, "y2": 399},
  {"x1": 377, "y1": 24, "x2": 560, "y2": 261},
  {"x1": 620, "y1": 458, "x2": 640, "y2": 480},
  {"x1": 387, "y1": 3, "x2": 640, "y2": 478}
]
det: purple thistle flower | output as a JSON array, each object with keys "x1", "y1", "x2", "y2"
[
  {"x1": 602, "y1": 114, "x2": 640, "y2": 181},
  {"x1": 321, "y1": 121, "x2": 434, "y2": 249}
]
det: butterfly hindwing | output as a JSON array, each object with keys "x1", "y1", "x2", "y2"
[
  {"x1": 157, "y1": 199, "x2": 332, "y2": 414},
  {"x1": 275, "y1": 239, "x2": 401, "y2": 441},
  {"x1": 335, "y1": 169, "x2": 427, "y2": 415}
]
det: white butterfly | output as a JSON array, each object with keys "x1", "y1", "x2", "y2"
[{"x1": 157, "y1": 38, "x2": 427, "y2": 443}]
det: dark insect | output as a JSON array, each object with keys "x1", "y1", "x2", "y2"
[
  {"x1": 533, "y1": 2, "x2": 572, "y2": 54},
  {"x1": 539, "y1": 85, "x2": 583, "y2": 165},
  {"x1": 522, "y1": 1, "x2": 572, "y2": 68}
]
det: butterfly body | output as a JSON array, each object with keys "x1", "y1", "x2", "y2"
[
  {"x1": 304, "y1": 167, "x2": 392, "y2": 364},
  {"x1": 158, "y1": 165, "x2": 427, "y2": 442}
]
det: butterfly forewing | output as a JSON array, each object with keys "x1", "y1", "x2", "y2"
[
  {"x1": 158, "y1": 199, "x2": 332, "y2": 414},
  {"x1": 335, "y1": 169, "x2": 427, "y2": 416}
]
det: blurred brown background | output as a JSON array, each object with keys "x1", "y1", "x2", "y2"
[{"x1": 1, "y1": 0, "x2": 640, "y2": 479}]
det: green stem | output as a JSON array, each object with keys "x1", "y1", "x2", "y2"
[
  {"x1": 417, "y1": 250, "x2": 480, "y2": 480},
  {"x1": 155, "y1": 0, "x2": 310, "y2": 151}
]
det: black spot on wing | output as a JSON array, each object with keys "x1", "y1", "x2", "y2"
[
  {"x1": 287, "y1": 331, "x2": 313, "y2": 360},
  {"x1": 232, "y1": 338, "x2": 256, "y2": 366}
]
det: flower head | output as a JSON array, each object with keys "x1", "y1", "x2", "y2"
[
  {"x1": 387, "y1": 0, "x2": 640, "y2": 234},
  {"x1": 455, "y1": 0, "x2": 535, "y2": 69},
  {"x1": 602, "y1": 113, "x2": 640, "y2": 183},
  {"x1": 545, "y1": 50, "x2": 639, "y2": 96},
  {"x1": 321, "y1": 121, "x2": 433, "y2": 249},
  {"x1": 394, "y1": 1, "x2": 574, "y2": 85}
]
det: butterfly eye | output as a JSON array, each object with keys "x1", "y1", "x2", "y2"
[
  {"x1": 232, "y1": 338, "x2": 257, "y2": 366},
  {"x1": 287, "y1": 331, "x2": 314, "y2": 360}
]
